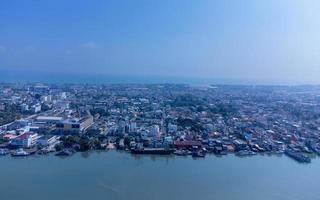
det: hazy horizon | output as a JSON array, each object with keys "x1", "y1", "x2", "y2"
[{"x1": 1, "y1": 0, "x2": 320, "y2": 85}]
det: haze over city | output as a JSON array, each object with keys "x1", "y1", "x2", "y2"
[
  {"x1": 2, "y1": 1, "x2": 320, "y2": 200},
  {"x1": 1, "y1": 0, "x2": 320, "y2": 84}
]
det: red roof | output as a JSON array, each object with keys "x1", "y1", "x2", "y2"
[{"x1": 16, "y1": 132, "x2": 34, "y2": 139}]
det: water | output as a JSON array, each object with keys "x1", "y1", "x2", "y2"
[{"x1": 0, "y1": 151, "x2": 318, "y2": 200}]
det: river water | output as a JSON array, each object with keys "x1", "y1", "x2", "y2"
[{"x1": 0, "y1": 151, "x2": 318, "y2": 200}]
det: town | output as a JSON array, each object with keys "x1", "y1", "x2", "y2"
[{"x1": 0, "y1": 83, "x2": 320, "y2": 163}]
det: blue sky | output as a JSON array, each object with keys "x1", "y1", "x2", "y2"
[{"x1": 0, "y1": 0, "x2": 320, "y2": 84}]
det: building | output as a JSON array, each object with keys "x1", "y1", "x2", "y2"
[
  {"x1": 129, "y1": 122, "x2": 137, "y2": 133},
  {"x1": 37, "y1": 135, "x2": 59, "y2": 147},
  {"x1": 36, "y1": 116, "x2": 63, "y2": 125},
  {"x1": 56, "y1": 115, "x2": 93, "y2": 134},
  {"x1": 31, "y1": 103, "x2": 41, "y2": 113},
  {"x1": 149, "y1": 125, "x2": 160, "y2": 138},
  {"x1": 1, "y1": 133, "x2": 18, "y2": 141},
  {"x1": 168, "y1": 123, "x2": 178, "y2": 133},
  {"x1": 0, "y1": 104, "x2": 5, "y2": 111},
  {"x1": 11, "y1": 132, "x2": 40, "y2": 148},
  {"x1": 33, "y1": 84, "x2": 49, "y2": 94},
  {"x1": 21, "y1": 104, "x2": 29, "y2": 112},
  {"x1": 56, "y1": 119, "x2": 81, "y2": 134},
  {"x1": 79, "y1": 115, "x2": 94, "y2": 131},
  {"x1": 164, "y1": 136, "x2": 173, "y2": 146},
  {"x1": 41, "y1": 95, "x2": 52, "y2": 102},
  {"x1": 61, "y1": 92, "x2": 67, "y2": 99},
  {"x1": 174, "y1": 140, "x2": 202, "y2": 149}
]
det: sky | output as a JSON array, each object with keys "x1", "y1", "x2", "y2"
[{"x1": 0, "y1": 0, "x2": 320, "y2": 84}]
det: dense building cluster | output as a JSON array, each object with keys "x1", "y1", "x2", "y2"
[{"x1": 0, "y1": 83, "x2": 320, "y2": 162}]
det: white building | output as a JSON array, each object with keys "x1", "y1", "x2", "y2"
[
  {"x1": 61, "y1": 92, "x2": 67, "y2": 99},
  {"x1": 41, "y1": 95, "x2": 52, "y2": 102},
  {"x1": 11, "y1": 132, "x2": 40, "y2": 148},
  {"x1": 21, "y1": 104, "x2": 29, "y2": 112},
  {"x1": 31, "y1": 103, "x2": 41, "y2": 113}
]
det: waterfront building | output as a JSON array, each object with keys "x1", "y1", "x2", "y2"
[
  {"x1": 56, "y1": 115, "x2": 93, "y2": 134},
  {"x1": 11, "y1": 132, "x2": 40, "y2": 148},
  {"x1": 37, "y1": 135, "x2": 59, "y2": 147}
]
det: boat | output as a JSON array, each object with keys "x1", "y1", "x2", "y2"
[
  {"x1": 192, "y1": 151, "x2": 206, "y2": 158},
  {"x1": 174, "y1": 150, "x2": 189, "y2": 156},
  {"x1": 236, "y1": 150, "x2": 257, "y2": 157},
  {"x1": 11, "y1": 148, "x2": 30, "y2": 157},
  {"x1": 24, "y1": 147, "x2": 38, "y2": 155},
  {"x1": 131, "y1": 148, "x2": 174, "y2": 155}
]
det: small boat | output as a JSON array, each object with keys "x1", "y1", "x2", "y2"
[
  {"x1": 11, "y1": 148, "x2": 30, "y2": 157},
  {"x1": 24, "y1": 147, "x2": 38, "y2": 155},
  {"x1": 192, "y1": 151, "x2": 206, "y2": 158},
  {"x1": 236, "y1": 150, "x2": 257, "y2": 157},
  {"x1": 174, "y1": 150, "x2": 189, "y2": 156}
]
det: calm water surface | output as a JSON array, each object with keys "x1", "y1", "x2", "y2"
[{"x1": 0, "y1": 151, "x2": 318, "y2": 200}]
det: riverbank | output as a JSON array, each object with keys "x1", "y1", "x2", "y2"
[{"x1": 1, "y1": 146, "x2": 315, "y2": 164}]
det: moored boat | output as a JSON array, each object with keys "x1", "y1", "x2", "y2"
[
  {"x1": 131, "y1": 148, "x2": 174, "y2": 155},
  {"x1": 236, "y1": 150, "x2": 257, "y2": 157},
  {"x1": 192, "y1": 151, "x2": 206, "y2": 158},
  {"x1": 24, "y1": 147, "x2": 38, "y2": 155},
  {"x1": 11, "y1": 148, "x2": 30, "y2": 157},
  {"x1": 174, "y1": 150, "x2": 190, "y2": 156}
]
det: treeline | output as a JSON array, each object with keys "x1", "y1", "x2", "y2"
[{"x1": 0, "y1": 104, "x2": 22, "y2": 126}]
